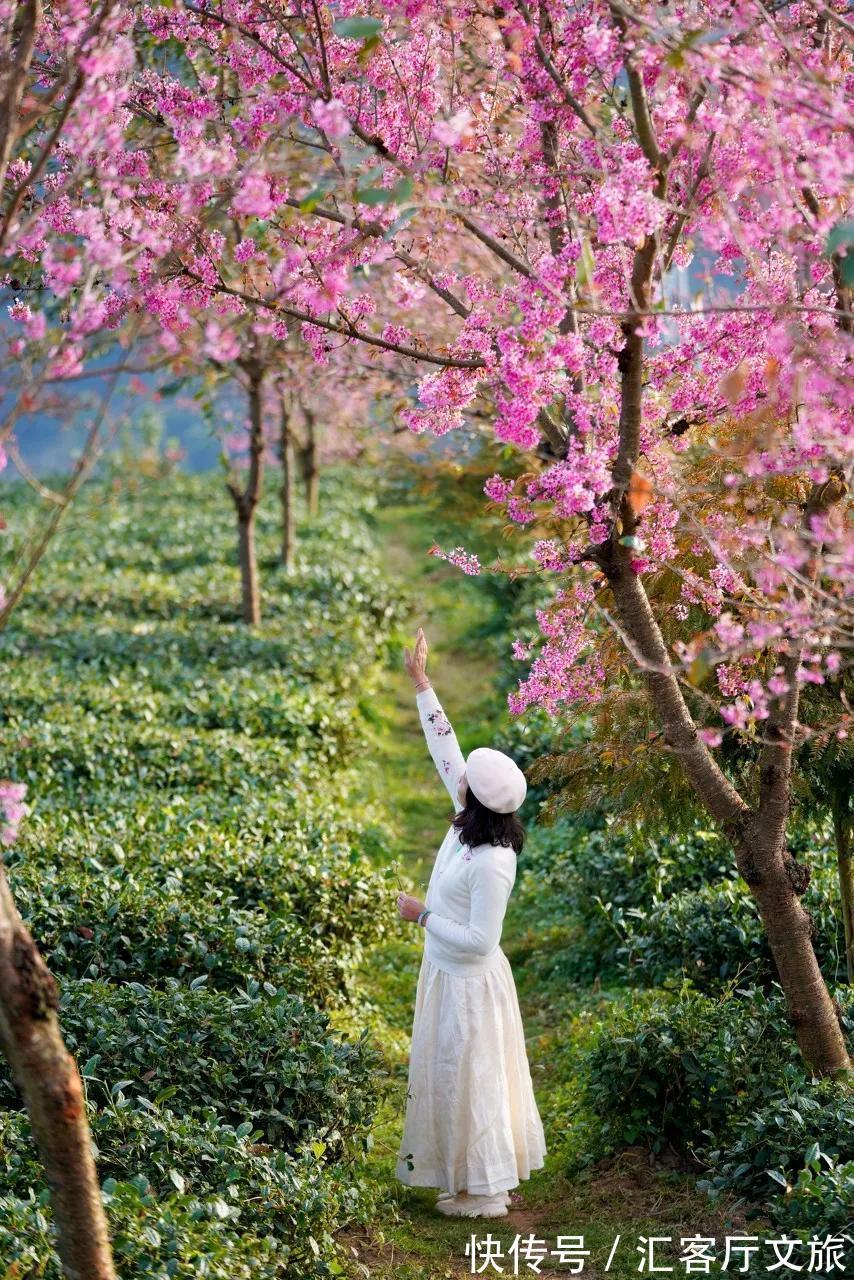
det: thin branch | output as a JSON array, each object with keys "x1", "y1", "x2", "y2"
[
  {"x1": 457, "y1": 212, "x2": 535, "y2": 278},
  {"x1": 608, "y1": 2, "x2": 664, "y2": 177},
  {"x1": 281, "y1": 197, "x2": 472, "y2": 317},
  {"x1": 513, "y1": 0, "x2": 598, "y2": 136},
  {"x1": 658, "y1": 132, "x2": 716, "y2": 280},
  {"x1": 192, "y1": 271, "x2": 487, "y2": 369},
  {"x1": 6, "y1": 437, "x2": 65, "y2": 505}
]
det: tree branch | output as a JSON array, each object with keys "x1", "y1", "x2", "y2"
[
  {"x1": 512, "y1": 0, "x2": 598, "y2": 136},
  {"x1": 195, "y1": 272, "x2": 487, "y2": 369}
]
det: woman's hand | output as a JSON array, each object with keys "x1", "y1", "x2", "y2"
[
  {"x1": 403, "y1": 626, "x2": 430, "y2": 690},
  {"x1": 397, "y1": 892, "x2": 426, "y2": 922}
]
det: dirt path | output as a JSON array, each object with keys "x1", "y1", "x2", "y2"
[
  {"x1": 340, "y1": 496, "x2": 593, "y2": 1278},
  {"x1": 338, "y1": 497, "x2": 745, "y2": 1280}
]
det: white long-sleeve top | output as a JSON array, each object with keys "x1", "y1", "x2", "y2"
[{"x1": 415, "y1": 685, "x2": 517, "y2": 977}]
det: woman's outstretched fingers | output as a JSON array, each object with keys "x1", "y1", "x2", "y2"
[{"x1": 404, "y1": 626, "x2": 429, "y2": 685}]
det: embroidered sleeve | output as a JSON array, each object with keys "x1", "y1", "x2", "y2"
[
  {"x1": 423, "y1": 846, "x2": 516, "y2": 956},
  {"x1": 416, "y1": 686, "x2": 467, "y2": 812}
]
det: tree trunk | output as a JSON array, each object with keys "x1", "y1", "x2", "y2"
[
  {"x1": 593, "y1": 74, "x2": 850, "y2": 1071},
  {"x1": 280, "y1": 400, "x2": 296, "y2": 573},
  {"x1": 0, "y1": 0, "x2": 43, "y2": 209},
  {"x1": 603, "y1": 555, "x2": 850, "y2": 1075},
  {"x1": 833, "y1": 797, "x2": 854, "y2": 984},
  {"x1": 0, "y1": 867, "x2": 116, "y2": 1280},
  {"x1": 237, "y1": 508, "x2": 260, "y2": 624},
  {"x1": 301, "y1": 409, "x2": 319, "y2": 518},
  {"x1": 738, "y1": 824, "x2": 850, "y2": 1069},
  {"x1": 227, "y1": 361, "x2": 265, "y2": 625}
]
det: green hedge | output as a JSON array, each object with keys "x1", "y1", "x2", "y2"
[
  {"x1": 7, "y1": 814, "x2": 391, "y2": 1000},
  {"x1": 621, "y1": 870, "x2": 845, "y2": 991},
  {"x1": 0, "y1": 1101, "x2": 363, "y2": 1226}
]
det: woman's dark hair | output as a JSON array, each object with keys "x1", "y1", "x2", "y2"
[{"x1": 452, "y1": 786, "x2": 525, "y2": 855}]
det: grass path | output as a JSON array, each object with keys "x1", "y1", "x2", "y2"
[{"x1": 336, "y1": 497, "x2": 745, "y2": 1279}]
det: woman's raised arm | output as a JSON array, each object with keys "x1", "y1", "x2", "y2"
[{"x1": 404, "y1": 627, "x2": 467, "y2": 811}]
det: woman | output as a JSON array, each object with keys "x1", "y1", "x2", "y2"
[{"x1": 395, "y1": 626, "x2": 547, "y2": 1219}]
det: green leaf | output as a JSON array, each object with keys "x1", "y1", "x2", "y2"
[
  {"x1": 333, "y1": 17, "x2": 382, "y2": 38},
  {"x1": 168, "y1": 1169, "x2": 186, "y2": 1193},
  {"x1": 575, "y1": 235, "x2": 596, "y2": 289},
  {"x1": 357, "y1": 33, "x2": 382, "y2": 65},
  {"x1": 383, "y1": 205, "x2": 418, "y2": 238},
  {"x1": 299, "y1": 186, "x2": 331, "y2": 213},
  {"x1": 355, "y1": 177, "x2": 413, "y2": 207}
]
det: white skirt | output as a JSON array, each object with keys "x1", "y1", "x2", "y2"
[{"x1": 395, "y1": 949, "x2": 547, "y2": 1196}]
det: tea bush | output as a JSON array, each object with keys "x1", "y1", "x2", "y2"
[
  {"x1": 581, "y1": 985, "x2": 854, "y2": 1156},
  {"x1": 7, "y1": 859, "x2": 343, "y2": 996},
  {"x1": 0, "y1": 1174, "x2": 346, "y2": 1279},
  {"x1": 516, "y1": 815, "x2": 845, "y2": 989},
  {"x1": 699, "y1": 1078, "x2": 854, "y2": 1232},
  {"x1": 621, "y1": 867, "x2": 845, "y2": 991},
  {"x1": 0, "y1": 981, "x2": 380, "y2": 1149},
  {"x1": 578, "y1": 985, "x2": 854, "y2": 1235},
  {"x1": 0, "y1": 471, "x2": 406, "y2": 1273},
  {"x1": 0, "y1": 1106, "x2": 368, "y2": 1273},
  {"x1": 769, "y1": 1153, "x2": 854, "y2": 1236}
]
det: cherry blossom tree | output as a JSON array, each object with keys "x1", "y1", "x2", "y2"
[{"x1": 131, "y1": 0, "x2": 851, "y2": 1076}]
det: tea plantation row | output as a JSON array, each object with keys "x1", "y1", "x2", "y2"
[{"x1": 0, "y1": 473, "x2": 405, "y2": 1276}]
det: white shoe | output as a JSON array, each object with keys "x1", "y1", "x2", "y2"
[
  {"x1": 436, "y1": 1188, "x2": 513, "y2": 1206},
  {"x1": 436, "y1": 1189, "x2": 511, "y2": 1205},
  {"x1": 435, "y1": 1192, "x2": 509, "y2": 1218}
]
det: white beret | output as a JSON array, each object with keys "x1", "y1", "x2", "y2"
[{"x1": 465, "y1": 746, "x2": 527, "y2": 814}]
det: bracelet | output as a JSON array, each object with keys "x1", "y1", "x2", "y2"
[
  {"x1": 414, "y1": 681, "x2": 431, "y2": 693},
  {"x1": 417, "y1": 909, "x2": 431, "y2": 927}
]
